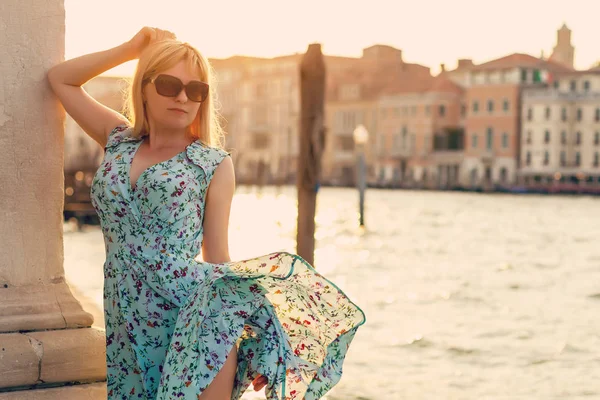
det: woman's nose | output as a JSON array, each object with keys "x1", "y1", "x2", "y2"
[{"x1": 175, "y1": 88, "x2": 188, "y2": 103}]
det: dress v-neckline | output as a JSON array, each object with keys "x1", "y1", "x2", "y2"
[{"x1": 127, "y1": 138, "x2": 195, "y2": 193}]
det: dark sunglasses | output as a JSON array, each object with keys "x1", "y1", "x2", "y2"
[{"x1": 144, "y1": 74, "x2": 209, "y2": 103}]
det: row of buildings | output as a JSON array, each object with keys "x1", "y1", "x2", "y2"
[{"x1": 66, "y1": 24, "x2": 600, "y2": 193}]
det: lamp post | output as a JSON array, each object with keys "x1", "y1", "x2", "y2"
[{"x1": 353, "y1": 124, "x2": 369, "y2": 227}]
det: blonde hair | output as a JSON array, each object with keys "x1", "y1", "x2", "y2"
[{"x1": 123, "y1": 40, "x2": 225, "y2": 148}]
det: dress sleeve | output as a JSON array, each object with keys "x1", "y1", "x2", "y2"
[
  {"x1": 186, "y1": 142, "x2": 231, "y2": 186},
  {"x1": 202, "y1": 148, "x2": 231, "y2": 184},
  {"x1": 104, "y1": 123, "x2": 133, "y2": 150}
]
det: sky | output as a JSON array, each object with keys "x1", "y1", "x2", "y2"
[{"x1": 65, "y1": 0, "x2": 600, "y2": 77}]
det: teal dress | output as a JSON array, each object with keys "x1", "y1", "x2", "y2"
[{"x1": 90, "y1": 124, "x2": 365, "y2": 399}]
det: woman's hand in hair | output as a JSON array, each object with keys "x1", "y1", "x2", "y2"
[{"x1": 127, "y1": 26, "x2": 176, "y2": 59}]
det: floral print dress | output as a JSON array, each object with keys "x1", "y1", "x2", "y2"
[{"x1": 90, "y1": 124, "x2": 366, "y2": 399}]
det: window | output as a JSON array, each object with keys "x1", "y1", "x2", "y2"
[
  {"x1": 253, "y1": 106, "x2": 268, "y2": 126},
  {"x1": 402, "y1": 126, "x2": 407, "y2": 148},
  {"x1": 527, "y1": 107, "x2": 533, "y2": 121},
  {"x1": 486, "y1": 127, "x2": 493, "y2": 150},
  {"x1": 560, "y1": 151, "x2": 566, "y2": 166},
  {"x1": 545, "y1": 107, "x2": 551, "y2": 120},
  {"x1": 526, "y1": 151, "x2": 531, "y2": 165},
  {"x1": 253, "y1": 133, "x2": 270, "y2": 149},
  {"x1": 473, "y1": 101, "x2": 479, "y2": 113},
  {"x1": 526, "y1": 130, "x2": 532, "y2": 144},
  {"x1": 461, "y1": 104, "x2": 466, "y2": 117},
  {"x1": 340, "y1": 111, "x2": 358, "y2": 131},
  {"x1": 575, "y1": 152, "x2": 581, "y2": 166},
  {"x1": 577, "y1": 108, "x2": 583, "y2": 122},
  {"x1": 472, "y1": 134, "x2": 478, "y2": 148},
  {"x1": 503, "y1": 99, "x2": 509, "y2": 112},
  {"x1": 595, "y1": 132, "x2": 600, "y2": 145},
  {"x1": 595, "y1": 152, "x2": 599, "y2": 167},
  {"x1": 561, "y1": 107, "x2": 567, "y2": 122},
  {"x1": 337, "y1": 136, "x2": 354, "y2": 151},
  {"x1": 595, "y1": 108, "x2": 600, "y2": 122},
  {"x1": 544, "y1": 130, "x2": 550, "y2": 144},
  {"x1": 376, "y1": 133, "x2": 385, "y2": 154},
  {"x1": 487, "y1": 100, "x2": 494, "y2": 113},
  {"x1": 553, "y1": 80, "x2": 560, "y2": 89},
  {"x1": 561, "y1": 131, "x2": 567, "y2": 145},
  {"x1": 502, "y1": 132, "x2": 509, "y2": 148},
  {"x1": 521, "y1": 69, "x2": 528, "y2": 83},
  {"x1": 543, "y1": 151, "x2": 549, "y2": 165},
  {"x1": 439, "y1": 104, "x2": 446, "y2": 117},
  {"x1": 576, "y1": 131, "x2": 582, "y2": 145},
  {"x1": 256, "y1": 83, "x2": 267, "y2": 97},
  {"x1": 392, "y1": 133, "x2": 401, "y2": 149},
  {"x1": 584, "y1": 81, "x2": 590, "y2": 91},
  {"x1": 570, "y1": 80, "x2": 576, "y2": 91}
]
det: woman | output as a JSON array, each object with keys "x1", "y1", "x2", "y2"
[{"x1": 48, "y1": 27, "x2": 365, "y2": 400}]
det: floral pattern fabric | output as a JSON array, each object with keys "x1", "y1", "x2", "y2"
[{"x1": 90, "y1": 124, "x2": 366, "y2": 399}]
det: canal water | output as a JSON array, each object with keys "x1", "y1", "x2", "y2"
[{"x1": 64, "y1": 186, "x2": 600, "y2": 399}]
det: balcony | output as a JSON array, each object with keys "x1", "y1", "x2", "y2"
[
  {"x1": 430, "y1": 150, "x2": 465, "y2": 164},
  {"x1": 481, "y1": 149, "x2": 495, "y2": 163},
  {"x1": 523, "y1": 88, "x2": 600, "y2": 102},
  {"x1": 390, "y1": 146, "x2": 412, "y2": 158}
]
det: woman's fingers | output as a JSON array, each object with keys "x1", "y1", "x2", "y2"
[
  {"x1": 153, "y1": 28, "x2": 176, "y2": 42},
  {"x1": 252, "y1": 374, "x2": 268, "y2": 391}
]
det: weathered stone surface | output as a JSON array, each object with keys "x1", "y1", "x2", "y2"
[
  {"x1": 0, "y1": 282, "x2": 94, "y2": 333},
  {"x1": 0, "y1": 0, "x2": 106, "y2": 396},
  {"x1": 0, "y1": 328, "x2": 106, "y2": 390},
  {"x1": 27, "y1": 328, "x2": 106, "y2": 384},
  {"x1": 0, "y1": 0, "x2": 66, "y2": 289},
  {"x1": 0, "y1": 382, "x2": 107, "y2": 399},
  {"x1": 0, "y1": 334, "x2": 41, "y2": 388}
]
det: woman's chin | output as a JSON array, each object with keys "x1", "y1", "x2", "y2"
[{"x1": 157, "y1": 118, "x2": 193, "y2": 130}]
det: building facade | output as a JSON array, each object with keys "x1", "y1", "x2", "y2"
[
  {"x1": 520, "y1": 69, "x2": 600, "y2": 187},
  {"x1": 322, "y1": 45, "x2": 432, "y2": 186},
  {"x1": 375, "y1": 76, "x2": 464, "y2": 188},
  {"x1": 460, "y1": 53, "x2": 572, "y2": 188},
  {"x1": 64, "y1": 24, "x2": 600, "y2": 193}
]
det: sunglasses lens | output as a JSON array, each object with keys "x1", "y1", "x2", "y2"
[
  {"x1": 186, "y1": 81, "x2": 209, "y2": 102},
  {"x1": 152, "y1": 74, "x2": 209, "y2": 102},
  {"x1": 154, "y1": 75, "x2": 182, "y2": 97}
]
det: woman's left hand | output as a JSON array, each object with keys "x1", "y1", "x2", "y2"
[{"x1": 252, "y1": 374, "x2": 268, "y2": 391}]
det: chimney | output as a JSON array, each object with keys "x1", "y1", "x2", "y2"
[
  {"x1": 457, "y1": 59, "x2": 474, "y2": 69},
  {"x1": 440, "y1": 63, "x2": 446, "y2": 73}
]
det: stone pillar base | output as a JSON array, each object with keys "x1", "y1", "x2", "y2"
[
  {"x1": 0, "y1": 328, "x2": 106, "y2": 390},
  {"x1": 0, "y1": 281, "x2": 95, "y2": 333}
]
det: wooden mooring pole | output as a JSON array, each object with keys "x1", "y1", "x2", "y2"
[{"x1": 296, "y1": 43, "x2": 326, "y2": 266}]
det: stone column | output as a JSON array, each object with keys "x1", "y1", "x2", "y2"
[{"x1": 0, "y1": 1, "x2": 106, "y2": 398}]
